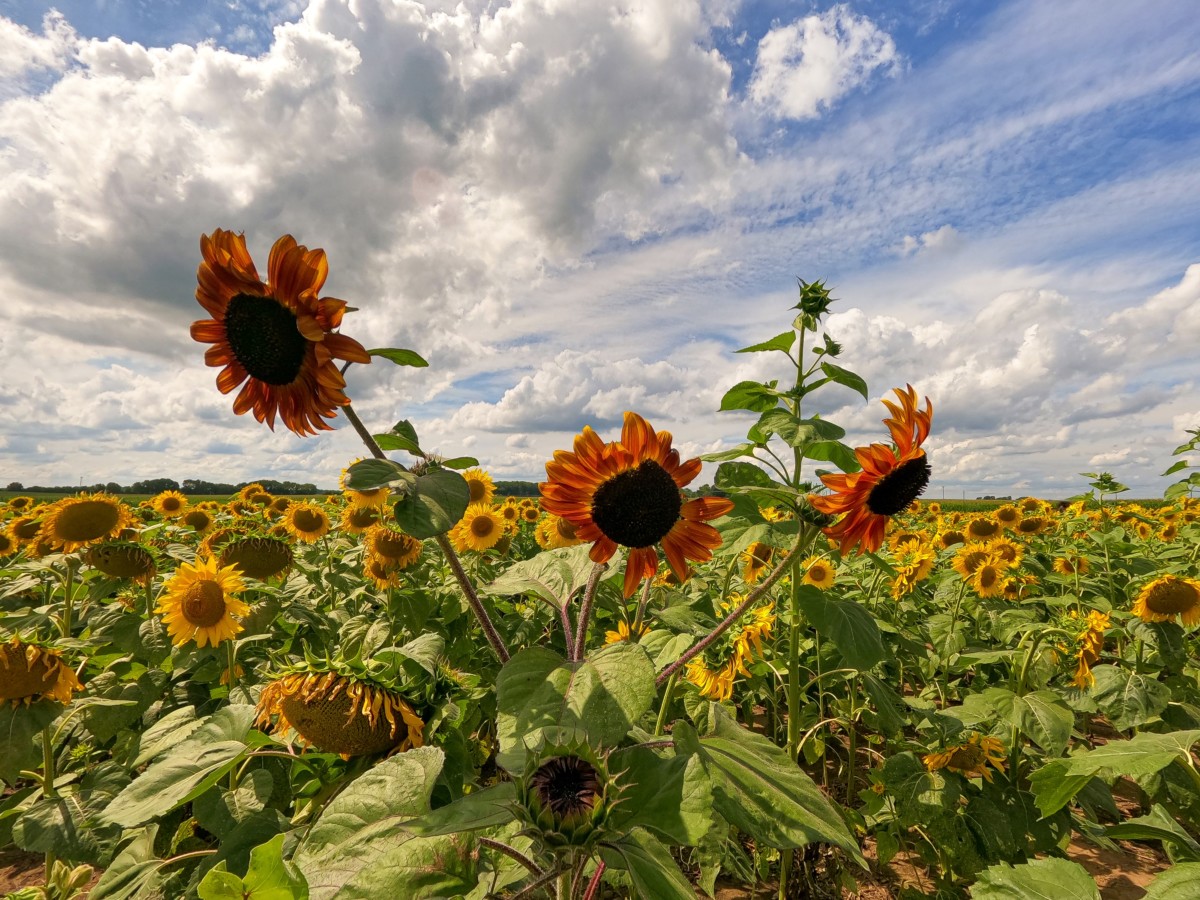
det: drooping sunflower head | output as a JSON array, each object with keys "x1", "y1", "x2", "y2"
[
  {"x1": 39, "y1": 493, "x2": 137, "y2": 554},
  {"x1": 0, "y1": 638, "x2": 83, "y2": 707},
  {"x1": 741, "y1": 541, "x2": 774, "y2": 584},
  {"x1": 540, "y1": 412, "x2": 734, "y2": 596},
  {"x1": 937, "y1": 529, "x2": 966, "y2": 549},
  {"x1": 255, "y1": 666, "x2": 424, "y2": 758},
  {"x1": 801, "y1": 555, "x2": 836, "y2": 590},
  {"x1": 1132, "y1": 576, "x2": 1200, "y2": 627},
  {"x1": 1052, "y1": 554, "x2": 1090, "y2": 576},
  {"x1": 809, "y1": 386, "x2": 933, "y2": 556},
  {"x1": 461, "y1": 469, "x2": 496, "y2": 506},
  {"x1": 85, "y1": 541, "x2": 157, "y2": 584},
  {"x1": 190, "y1": 229, "x2": 373, "y2": 436},
  {"x1": 219, "y1": 536, "x2": 294, "y2": 581},
  {"x1": 952, "y1": 544, "x2": 991, "y2": 579},
  {"x1": 156, "y1": 556, "x2": 250, "y2": 648},
  {"x1": 283, "y1": 502, "x2": 331, "y2": 543},
  {"x1": 517, "y1": 739, "x2": 618, "y2": 851},
  {"x1": 450, "y1": 504, "x2": 506, "y2": 553},
  {"x1": 8, "y1": 515, "x2": 43, "y2": 547},
  {"x1": 922, "y1": 733, "x2": 1007, "y2": 782}
]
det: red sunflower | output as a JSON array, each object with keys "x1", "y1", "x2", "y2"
[
  {"x1": 540, "y1": 412, "x2": 734, "y2": 597},
  {"x1": 190, "y1": 229, "x2": 372, "y2": 436},
  {"x1": 809, "y1": 385, "x2": 933, "y2": 556}
]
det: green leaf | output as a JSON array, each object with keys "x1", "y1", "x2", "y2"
[
  {"x1": 343, "y1": 458, "x2": 412, "y2": 491},
  {"x1": 718, "y1": 380, "x2": 780, "y2": 413},
  {"x1": 329, "y1": 834, "x2": 477, "y2": 899},
  {"x1": 495, "y1": 643, "x2": 657, "y2": 773},
  {"x1": 373, "y1": 420, "x2": 423, "y2": 456},
  {"x1": 1027, "y1": 759, "x2": 1093, "y2": 819},
  {"x1": 1105, "y1": 807, "x2": 1200, "y2": 862},
  {"x1": 193, "y1": 770, "x2": 275, "y2": 839},
  {"x1": 393, "y1": 633, "x2": 445, "y2": 677},
  {"x1": 438, "y1": 456, "x2": 478, "y2": 470},
  {"x1": 103, "y1": 740, "x2": 249, "y2": 828},
  {"x1": 818, "y1": 362, "x2": 869, "y2": 400},
  {"x1": 700, "y1": 442, "x2": 757, "y2": 462},
  {"x1": 736, "y1": 332, "x2": 795, "y2": 354},
  {"x1": 971, "y1": 857, "x2": 1100, "y2": 899},
  {"x1": 803, "y1": 440, "x2": 861, "y2": 473},
  {"x1": 1090, "y1": 665, "x2": 1172, "y2": 731},
  {"x1": 0, "y1": 700, "x2": 61, "y2": 786},
  {"x1": 600, "y1": 828, "x2": 697, "y2": 900},
  {"x1": 792, "y1": 585, "x2": 885, "y2": 671},
  {"x1": 392, "y1": 468, "x2": 470, "y2": 538},
  {"x1": 132, "y1": 706, "x2": 203, "y2": 768},
  {"x1": 401, "y1": 783, "x2": 517, "y2": 837},
  {"x1": 198, "y1": 834, "x2": 308, "y2": 900},
  {"x1": 1162, "y1": 460, "x2": 1189, "y2": 477},
  {"x1": 1143, "y1": 863, "x2": 1200, "y2": 898},
  {"x1": 483, "y1": 544, "x2": 605, "y2": 609},
  {"x1": 881, "y1": 751, "x2": 961, "y2": 828},
  {"x1": 714, "y1": 461, "x2": 775, "y2": 491},
  {"x1": 608, "y1": 747, "x2": 714, "y2": 846},
  {"x1": 673, "y1": 709, "x2": 861, "y2": 861},
  {"x1": 368, "y1": 348, "x2": 428, "y2": 368},
  {"x1": 88, "y1": 826, "x2": 162, "y2": 900},
  {"x1": 975, "y1": 688, "x2": 1072, "y2": 757}
]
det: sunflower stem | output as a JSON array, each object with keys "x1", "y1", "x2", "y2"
[
  {"x1": 654, "y1": 670, "x2": 680, "y2": 736},
  {"x1": 435, "y1": 534, "x2": 510, "y2": 663},
  {"x1": 658, "y1": 535, "x2": 808, "y2": 688},
  {"x1": 507, "y1": 866, "x2": 561, "y2": 900},
  {"x1": 559, "y1": 598, "x2": 575, "y2": 659},
  {"x1": 572, "y1": 562, "x2": 608, "y2": 660},
  {"x1": 60, "y1": 558, "x2": 77, "y2": 638},
  {"x1": 478, "y1": 837, "x2": 544, "y2": 877},
  {"x1": 786, "y1": 574, "x2": 803, "y2": 764},
  {"x1": 628, "y1": 574, "x2": 654, "y2": 646},
  {"x1": 581, "y1": 860, "x2": 606, "y2": 900}
]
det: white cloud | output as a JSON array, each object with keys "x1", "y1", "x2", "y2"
[
  {"x1": 748, "y1": 5, "x2": 899, "y2": 120},
  {"x1": 0, "y1": 11, "x2": 75, "y2": 80}
]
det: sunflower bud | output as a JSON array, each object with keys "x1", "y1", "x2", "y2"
[{"x1": 516, "y1": 740, "x2": 619, "y2": 851}]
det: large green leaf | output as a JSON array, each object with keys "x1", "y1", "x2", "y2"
[
  {"x1": 1090, "y1": 665, "x2": 1171, "y2": 731},
  {"x1": 295, "y1": 746, "x2": 444, "y2": 889},
  {"x1": 736, "y1": 332, "x2": 795, "y2": 354},
  {"x1": 1143, "y1": 863, "x2": 1200, "y2": 899},
  {"x1": 972, "y1": 688, "x2": 1072, "y2": 757},
  {"x1": 329, "y1": 834, "x2": 477, "y2": 899},
  {"x1": 600, "y1": 828, "x2": 698, "y2": 900},
  {"x1": 88, "y1": 826, "x2": 163, "y2": 900},
  {"x1": 718, "y1": 380, "x2": 780, "y2": 413},
  {"x1": 0, "y1": 700, "x2": 61, "y2": 786},
  {"x1": 103, "y1": 739, "x2": 249, "y2": 828},
  {"x1": 367, "y1": 348, "x2": 428, "y2": 368},
  {"x1": 971, "y1": 857, "x2": 1100, "y2": 899},
  {"x1": 342, "y1": 458, "x2": 413, "y2": 491},
  {"x1": 132, "y1": 706, "x2": 204, "y2": 768},
  {"x1": 792, "y1": 585, "x2": 885, "y2": 671},
  {"x1": 401, "y1": 783, "x2": 517, "y2": 837},
  {"x1": 392, "y1": 467, "x2": 470, "y2": 538},
  {"x1": 608, "y1": 747, "x2": 714, "y2": 846},
  {"x1": 197, "y1": 833, "x2": 308, "y2": 900},
  {"x1": 482, "y1": 545, "x2": 604, "y2": 609},
  {"x1": 495, "y1": 644, "x2": 656, "y2": 773},
  {"x1": 818, "y1": 362, "x2": 869, "y2": 400},
  {"x1": 673, "y1": 709, "x2": 861, "y2": 861}
]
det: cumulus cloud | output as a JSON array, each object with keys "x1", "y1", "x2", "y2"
[{"x1": 748, "y1": 4, "x2": 899, "y2": 120}]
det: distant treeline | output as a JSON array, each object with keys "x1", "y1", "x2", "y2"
[{"x1": 5, "y1": 478, "x2": 329, "y2": 496}]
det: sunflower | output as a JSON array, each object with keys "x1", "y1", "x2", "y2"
[
  {"x1": 809, "y1": 386, "x2": 933, "y2": 556},
  {"x1": 1132, "y1": 576, "x2": 1200, "y2": 626},
  {"x1": 604, "y1": 620, "x2": 650, "y2": 645},
  {"x1": 741, "y1": 541, "x2": 774, "y2": 584},
  {"x1": 801, "y1": 555, "x2": 837, "y2": 590},
  {"x1": 219, "y1": 536, "x2": 294, "y2": 581},
  {"x1": 536, "y1": 514, "x2": 582, "y2": 550},
  {"x1": 968, "y1": 557, "x2": 1009, "y2": 598},
  {"x1": 182, "y1": 508, "x2": 214, "y2": 533},
  {"x1": 540, "y1": 412, "x2": 734, "y2": 597},
  {"x1": 450, "y1": 504, "x2": 506, "y2": 553},
  {"x1": 937, "y1": 529, "x2": 966, "y2": 548},
  {"x1": 952, "y1": 545, "x2": 991, "y2": 579},
  {"x1": 684, "y1": 599, "x2": 775, "y2": 702},
  {"x1": 364, "y1": 525, "x2": 423, "y2": 569},
  {"x1": 984, "y1": 536, "x2": 1023, "y2": 567},
  {"x1": 889, "y1": 543, "x2": 936, "y2": 599},
  {"x1": 85, "y1": 542, "x2": 157, "y2": 584},
  {"x1": 922, "y1": 733, "x2": 1007, "y2": 782},
  {"x1": 190, "y1": 229, "x2": 372, "y2": 435},
  {"x1": 521, "y1": 505, "x2": 541, "y2": 524},
  {"x1": 268, "y1": 496, "x2": 291, "y2": 516},
  {"x1": 156, "y1": 556, "x2": 250, "y2": 648},
  {"x1": 255, "y1": 670, "x2": 424, "y2": 758},
  {"x1": 993, "y1": 505, "x2": 1020, "y2": 528},
  {"x1": 7, "y1": 496, "x2": 34, "y2": 511},
  {"x1": 462, "y1": 469, "x2": 496, "y2": 506},
  {"x1": 283, "y1": 502, "x2": 331, "y2": 543},
  {"x1": 1015, "y1": 516, "x2": 1047, "y2": 536},
  {"x1": 965, "y1": 517, "x2": 1000, "y2": 541},
  {"x1": 1159, "y1": 524, "x2": 1178, "y2": 542},
  {"x1": 340, "y1": 503, "x2": 381, "y2": 534},
  {"x1": 39, "y1": 493, "x2": 136, "y2": 553},
  {"x1": 0, "y1": 638, "x2": 83, "y2": 707},
  {"x1": 238, "y1": 483, "x2": 266, "y2": 500},
  {"x1": 152, "y1": 490, "x2": 188, "y2": 518},
  {"x1": 0, "y1": 531, "x2": 15, "y2": 558},
  {"x1": 1069, "y1": 610, "x2": 1109, "y2": 688},
  {"x1": 363, "y1": 557, "x2": 402, "y2": 590},
  {"x1": 1052, "y1": 554, "x2": 1090, "y2": 576}
]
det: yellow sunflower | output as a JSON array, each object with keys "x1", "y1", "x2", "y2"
[
  {"x1": 156, "y1": 556, "x2": 250, "y2": 648},
  {"x1": 1132, "y1": 576, "x2": 1200, "y2": 626},
  {"x1": 1069, "y1": 610, "x2": 1109, "y2": 688},
  {"x1": 801, "y1": 555, "x2": 837, "y2": 590},
  {"x1": 340, "y1": 503, "x2": 381, "y2": 534},
  {"x1": 889, "y1": 543, "x2": 936, "y2": 599},
  {"x1": 152, "y1": 490, "x2": 189, "y2": 518},
  {"x1": 984, "y1": 536, "x2": 1023, "y2": 567},
  {"x1": 39, "y1": 493, "x2": 136, "y2": 553},
  {"x1": 993, "y1": 505, "x2": 1020, "y2": 528},
  {"x1": 364, "y1": 525, "x2": 423, "y2": 569},
  {"x1": 182, "y1": 508, "x2": 214, "y2": 533},
  {"x1": 1014, "y1": 516, "x2": 1047, "y2": 536},
  {"x1": 219, "y1": 536, "x2": 294, "y2": 581},
  {"x1": 85, "y1": 542, "x2": 157, "y2": 584},
  {"x1": 684, "y1": 599, "x2": 775, "y2": 702},
  {"x1": 0, "y1": 531, "x2": 15, "y2": 558},
  {"x1": 0, "y1": 638, "x2": 83, "y2": 707},
  {"x1": 937, "y1": 529, "x2": 966, "y2": 548},
  {"x1": 952, "y1": 545, "x2": 991, "y2": 579},
  {"x1": 741, "y1": 541, "x2": 774, "y2": 584},
  {"x1": 462, "y1": 469, "x2": 496, "y2": 506},
  {"x1": 604, "y1": 620, "x2": 650, "y2": 645},
  {"x1": 968, "y1": 557, "x2": 1009, "y2": 598},
  {"x1": 965, "y1": 517, "x2": 1000, "y2": 541},
  {"x1": 809, "y1": 386, "x2": 933, "y2": 556},
  {"x1": 343, "y1": 486, "x2": 391, "y2": 510},
  {"x1": 7, "y1": 496, "x2": 34, "y2": 511},
  {"x1": 255, "y1": 670, "x2": 424, "y2": 758},
  {"x1": 923, "y1": 733, "x2": 1007, "y2": 782},
  {"x1": 450, "y1": 504, "x2": 506, "y2": 553},
  {"x1": 1052, "y1": 554, "x2": 1090, "y2": 576},
  {"x1": 190, "y1": 229, "x2": 372, "y2": 435},
  {"x1": 284, "y1": 502, "x2": 331, "y2": 543},
  {"x1": 536, "y1": 514, "x2": 582, "y2": 550},
  {"x1": 540, "y1": 411, "x2": 734, "y2": 597}
]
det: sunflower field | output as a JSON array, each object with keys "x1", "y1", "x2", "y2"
[{"x1": 2, "y1": 237, "x2": 1200, "y2": 900}]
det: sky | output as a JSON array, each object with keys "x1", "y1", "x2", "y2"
[{"x1": 0, "y1": 0, "x2": 1197, "y2": 499}]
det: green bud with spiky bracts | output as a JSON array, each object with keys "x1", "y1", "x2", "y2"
[
  {"x1": 515, "y1": 738, "x2": 622, "y2": 852},
  {"x1": 792, "y1": 278, "x2": 835, "y2": 330}
]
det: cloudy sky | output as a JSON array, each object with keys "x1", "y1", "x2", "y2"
[{"x1": 1, "y1": 0, "x2": 1197, "y2": 499}]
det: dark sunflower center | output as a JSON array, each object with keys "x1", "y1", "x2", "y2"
[
  {"x1": 293, "y1": 509, "x2": 324, "y2": 533},
  {"x1": 182, "y1": 580, "x2": 227, "y2": 627},
  {"x1": 948, "y1": 744, "x2": 985, "y2": 770},
  {"x1": 468, "y1": 480, "x2": 488, "y2": 503},
  {"x1": 470, "y1": 515, "x2": 496, "y2": 538},
  {"x1": 866, "y1": 456, "x2": 931, "y2": 517},
  {"x1": 530, "y1": 756, "x2": 600, "y2": 821},
  {"x1": 590, "y1": 460, "x2": 682, "y2": 548},
  {"x1": 56, "y1": 500, "x2": 121, "y2": 542},
  {"x1": 1146, "y1": 579, "x2": 1200, "y2": 615},
  {"x1": 224, "y1": 293, "x2": 308, "y2": 386}
]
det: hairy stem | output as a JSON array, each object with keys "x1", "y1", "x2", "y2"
[{"x1": 572, "y1": 562, "x2": 608, "y2": 660}]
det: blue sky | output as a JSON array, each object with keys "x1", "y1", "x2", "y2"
[{"x1": 0, "y1": 0, "x2": 1198, "y2": 498}]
